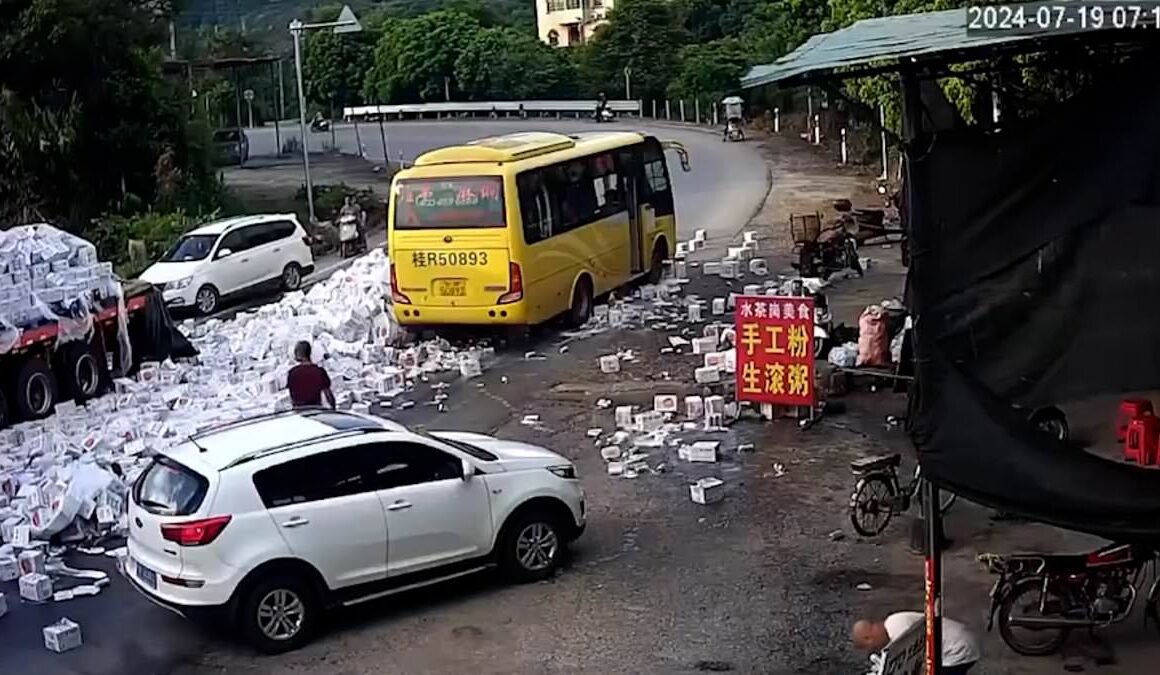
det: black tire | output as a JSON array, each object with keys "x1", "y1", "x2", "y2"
[
  {"x1": 566, "y1": 277, "x2": 593, "y2": 328},
  {"x1": 1028, "y1": 406, "x2": 1069, "y2": 442},
  {"x1": 646, "y1": 240, "x2": 667, "y2": 285},
  {"x1": 498, "y1": 510, "x2": 565, "y2": 583},
  {"x1": 14, "y1": 357, "x2": 57, "y2": 420},
  {"x1": 194, "y1": 284, "x2": 220, "y2": 316},
  {"x1": 849, "y1": 475, "x2": 897, "y2": 537},
  {"x1": 997, "y1": 577, "x2": 1070, "y2": 656},
  {"x1": 281, "y1": 263, "x2": 303, "y2": 291},
  {"x1": 236, "y1": 574, "x2": 319, "y2": 655},
  {"x1": 56, "y1": 342, "x2": 102, "y2": 402}
]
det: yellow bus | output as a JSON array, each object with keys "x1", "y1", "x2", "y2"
[{"x1": 387, "y1": 131, "x2": 690, "y2": 328}]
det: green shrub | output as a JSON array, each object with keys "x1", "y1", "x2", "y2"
[{"x1": 91, "y1": 209, "x2": 217, "y2": 278}]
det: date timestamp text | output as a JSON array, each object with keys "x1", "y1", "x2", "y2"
[{"x1": 967, "y1": 2, "x2": 1160, "y2": 34}]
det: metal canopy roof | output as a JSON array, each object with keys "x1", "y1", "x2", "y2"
[{"x1": 740, "y1": 4, "x2": 1159, "y2": 89}]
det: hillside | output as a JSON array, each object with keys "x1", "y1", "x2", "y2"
[{"x1": 178, "y1": 0, "x2": 536, "y2": 34}]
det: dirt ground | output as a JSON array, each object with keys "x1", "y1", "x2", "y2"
[{"x1": 176, "y1": 133, "x2": 1159, "y2": 675}]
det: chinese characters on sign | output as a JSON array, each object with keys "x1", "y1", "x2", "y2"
[{"x1": 735, "y1": 295, "x2": 815, "y2": 407}]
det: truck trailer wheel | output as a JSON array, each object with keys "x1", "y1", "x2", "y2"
[
  {"x1": 14, "y1": 357, "x2": 57, "y2": 420},
  {"x1": 56, "y1": 343, "x2": 102, "y2": 402}
]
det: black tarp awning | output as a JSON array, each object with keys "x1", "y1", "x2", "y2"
[{"x1": 906, "y1": 57, "x2": 1160, "y2": 540}]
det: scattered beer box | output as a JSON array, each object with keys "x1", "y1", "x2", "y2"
[{"x1": 734, "y1": 295, "x2": 815, "y2": 407}]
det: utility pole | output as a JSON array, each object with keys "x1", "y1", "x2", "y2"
[{"x1": 289, "y1": 6, "x2": 363, "y2": 224}]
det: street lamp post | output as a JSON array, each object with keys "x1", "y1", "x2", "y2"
[{"x1": 289, "y1": 5, "x2": 362, "y2": 224}]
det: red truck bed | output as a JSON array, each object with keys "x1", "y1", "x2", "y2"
[{"x1": 12, "y1": 292, "x2": 149, "y2": 352}]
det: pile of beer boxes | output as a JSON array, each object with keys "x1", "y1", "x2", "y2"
[{"x1": 0, "y1": 224, "x2": 119, "y2": 330}]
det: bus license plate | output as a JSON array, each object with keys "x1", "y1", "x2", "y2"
[
  {"x1": 418, "y1": 251, "x2": 489, "y2": 267},
  {"x1": 136, "y1": 559, "x2": 158, "y2": 590},
  {"x1": 436, "y1": 280, "x2": 467, "y2": 297}
]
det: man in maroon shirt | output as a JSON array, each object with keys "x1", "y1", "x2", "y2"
[{"x1": 288, "y1": 341, "x2": 335, "y2": 408}]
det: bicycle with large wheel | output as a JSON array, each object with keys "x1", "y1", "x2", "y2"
[{"x1": 848, "y1": 454, "x2": 956, "y2": 537}]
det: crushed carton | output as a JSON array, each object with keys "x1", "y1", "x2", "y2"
[
  {"x1": 685, "y1": 396, "x2": 705, "y2": 419},
  {"x1": 18, "y1": 549, "x2": 45, "y2": 575},
  {"x1": 690, "y1": 477, "x2": 726, "y2": 504},
  {"x1": 0, "y1": 554, "x2": 19, "y2": 581},
  {"x1": 749, "y1": 258, "x2": 769, "y2": 276},
  {"x1": 20, "y1": 572, "x2": 53, "y2": 602},
  {"x1": 653, "y1": 395, "x2": 678, "y2": 414},
  {"x1": 695, "y1": 366, "x2": 721, "y2": 385},
  {"x1": 686, "y1": 441, "x2": 719, "y2": 463},
  {"x1": 43, "y1": 617, "x2": 83, "y2": 653}
]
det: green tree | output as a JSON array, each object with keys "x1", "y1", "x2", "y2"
[
  {"x1": 363, "y1": 10, "x2": 484, "y2": 103},
  {"x1": 455, "y1": 27, "x2": 576, "y2": 100},
  {"x1": 668, "y1": 38, "x2": 750, "y2": 102},
  {"x1": 743, "y1": 0, "x2": 830, "y2": 62},
  {"x1": 577, "y1": 0, "x2": 689, "y2": 102},
  {"x1": 0, "y1": 0, "x2": 217, "y2": 228},
  {"x1": 304, "y1": 29, "x2": 378, "y2": 111}
]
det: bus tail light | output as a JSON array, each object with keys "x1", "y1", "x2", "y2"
[
  {"x1": 390, "y1": 263, "x2": 412, "y2": 304},
  {"x1": 497, "y1": 262, "x2": 523, "y2": 304}
]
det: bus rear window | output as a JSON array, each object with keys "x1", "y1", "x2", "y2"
[{"x1": 395, "y1": 178, "x2": 505, "y2": 229}]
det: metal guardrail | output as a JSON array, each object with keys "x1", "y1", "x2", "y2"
[{"x1": 344, "y1": 100, "x2": 641, "y2": 120}]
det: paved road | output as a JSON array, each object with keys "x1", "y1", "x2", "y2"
[
  {"x1": 1, "y1": 121, "x2": 770, "y2": 675},
  {"x1": 250, "y1": 119, "x2": 770, "y2": 253}
]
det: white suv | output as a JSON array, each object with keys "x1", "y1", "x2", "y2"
[
  {"x1": 124, "y1": 409, "x2": 585, "y2": 653},
  {"x1": 139, "y1": 214, "x2": 315, "y2": 315}
]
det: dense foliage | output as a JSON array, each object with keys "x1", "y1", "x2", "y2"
[{"x1": 0, "y1": 0, "x2": 222, "y2": 231}]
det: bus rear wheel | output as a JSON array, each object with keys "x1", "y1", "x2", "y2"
[
  {"x1": 647, "y1": 240, "x2": 667, "y2": 284},
  {"x1": 567, "y1": 277, "x2": 593, "y2": 328}
]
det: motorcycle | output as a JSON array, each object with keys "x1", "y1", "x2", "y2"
[
  {"x1": 793, "y1": 224, "x2": 862, "y2": 279},
  {"x1": 337, "y1": 213, "x2": 364, "y2": 258},
  {"x1": 310, "y1": 117, "x2": 331, "y2": 133},
  {"x1": 981, "y1": 542, "x2": 1160, "y2": 656},
  {"x1": 594, "y1": 106, "x2": 616, "y2": 123}
]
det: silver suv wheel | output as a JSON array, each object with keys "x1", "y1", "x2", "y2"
[
  {"x1": 257, "y1": 588, "x2": 305, "y2": 641},
  {"x1": 515, "y1": 522, "x2": 559, "y2": 572}
]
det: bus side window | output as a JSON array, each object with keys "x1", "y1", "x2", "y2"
[
  {"x1": 590, "y1": 152, "x2": 624, "y2": 218},
  {"x1": 556, "y1": 160, "x2": 596, "y2": 232},
  {"x1": 518, "y1": 170, "x2": 556, "y2": 244},
  {"x1": 642, "y1": 138, "x2": 674, "y2": 215}
]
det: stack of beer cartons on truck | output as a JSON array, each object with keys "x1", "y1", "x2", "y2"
[{"x1": 0, "y1": 224, "x2": 118, "y2": 332}]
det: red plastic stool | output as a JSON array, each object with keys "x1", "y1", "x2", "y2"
[
  {"x1": 1117, "y1": 399, "x2": 1154, "y2": 442},
  {"x1": 1125, "y1": 414, "x2": 1159, "y2": 464}
]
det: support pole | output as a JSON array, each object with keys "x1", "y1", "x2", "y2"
[
  {"x1": 378, "y1": 116, "x2": 391, "y2": 168},
  {"x1": 922, "y1": 477, "x2": 944, "y2": 675},
  {"x1": 273, "y1": 61, "x2": 283, "y2": 155},
  {"x1": 679, "y1": 100, "x2": 685, "y2": 122},
  {"x1": 652, "y1": 99, "x2": 657, "y2": 118},
  {"x1": 840, "y1": 128, "x2": 847, "y2": 164},
  {"x1": 879, "y1": 104, "x2": 888, "y2": 180},
  {"x1": 665, "y1": 100, "x2": 671, "y2": 120},
  {"x1": 291, "y1": 21, "x2": 315, "y2": 223},
  {"x1": 900, "y1": 65, "x2": 940, "y2": 675},
  {"x1": 774, "y1": 107, "x2": 780, "y2": 134}
]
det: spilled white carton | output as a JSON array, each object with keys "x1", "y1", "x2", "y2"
[
  {"x1": 692, "y1": 336, "x2": 716, "y2": 355},
  {"x1": 690, "y1": 477, "x2": 726, "y2": 504},
  {"x1": 694, "y1": 366, "x2": 721, "y2": 385},
  {"x1": 20, "y1": 572, "x2": 52, "y2": 602},
  {"x1": 599, "y1": 355, "x2": 621, "y2": 374},
  {"x1": 615, "y1": 405, "x2": 634, "y2": 429},
  {"x1": 685, "y1": 395, "x2": 705, "y2": 419},
  {"x1": 43, "y1": 617, "x2": 83, "y2": 653},
  {"x1": 687, "y1": 441, "x2": 720, "y2": 463},
  {"x1": 653, "y1": 395, "x2": 679, "y2": 414},
  {"x1": 711, "y1": 298, "x2": 726, "y2": 315}
]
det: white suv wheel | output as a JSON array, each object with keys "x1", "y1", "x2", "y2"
[
  {"x1": 257, "y1": 589, "x2": 305, "y2": 641},
  {"x1": 516, "y1": 522, "x2": 559, "y2": 572}
]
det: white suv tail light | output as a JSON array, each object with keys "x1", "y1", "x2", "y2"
[{"x1": 160, "y1": 515, "x2": 232, "y2": 547}]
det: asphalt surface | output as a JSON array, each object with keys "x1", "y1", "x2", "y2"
[{"x1": 0, "y1": 121, "x2": 771, "y2": 674}]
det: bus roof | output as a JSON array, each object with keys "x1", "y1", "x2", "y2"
[{"x1": 411, "y1": 131, "x2": 648, "y2": 168}]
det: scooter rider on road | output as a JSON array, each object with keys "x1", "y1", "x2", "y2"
[
  {"x1": 595, "y1": 91, "x2": 608, "y2": 120},
  {"x1": 339, "y1": 195, "x2": 367, "y2": 251}
]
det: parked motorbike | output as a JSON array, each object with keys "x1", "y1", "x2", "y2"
[
  {"x1": 981, "y1": 542, "x2": 1160, "y2": 656},
  {"x1": 337, "y1": 214, "x2": 364, "y2": 258},
  {"x1": 793, "y1": 225, "x2": 862, "y2": 279}
]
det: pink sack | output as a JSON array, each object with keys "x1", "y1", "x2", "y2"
[{"x1": 857, "y1": 305, "x2": 890, "y2": 367}]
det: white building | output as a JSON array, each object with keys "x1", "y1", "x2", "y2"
[{"x1": 536, "y1": 0, "x2": 613, "y2": 47}]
